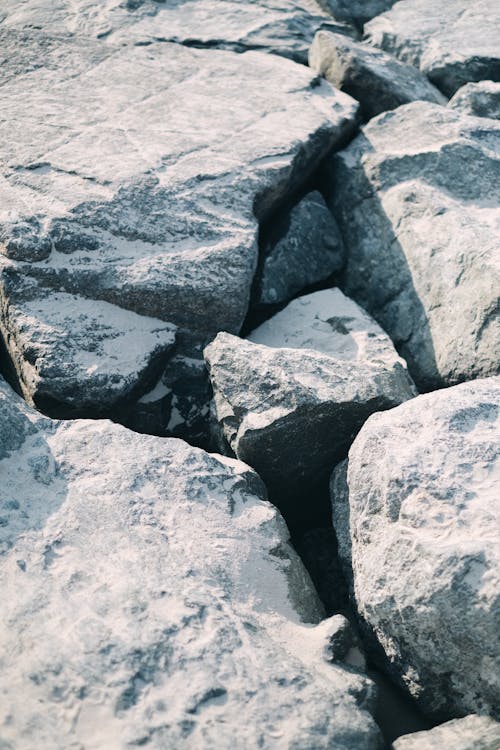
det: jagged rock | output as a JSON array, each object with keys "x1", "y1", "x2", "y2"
[
  {"x1": 318, "y1": 0, "x2": 397, "y2": 27},
  {"x1": 0, "y1": 28, "x2": 358, "y2": 439},
  {"x1": 365, "y1": 0, "x2": 500, "y2": 97},
  {"x1": 0, "y1": 377, "x2": 382, "y2": 749},
  {"x1": 204, "y1": 289, "x2": 415, "y2": 512},
  {"x1": 393, "y1": 715, "x2": 500, "y2": 750},
  {"x1": 329, "y1": 101, "x2": 500, "y2": 391},
  {"x1": 310, "y1": 30, "x2": 445, "y2": 120},
  {"x1": 0, "y1": 0, "x2": 357, "y2": 63},
  {"x1": 257, "y1": 191, "x2": 345, "y2": 307},
  {"x1": 331, "y1": 378, "x2": 500, "y2": 721},
  {"x1": 448, "y1": 81, "x2": 500, "y2": 119}
]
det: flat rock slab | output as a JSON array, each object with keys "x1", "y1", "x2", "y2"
[
  {"x1": 331, "y1": 378, "x2": 500, "y2": 721},
  {"x1": 310, "y1": 30, "x2": 445, "y2": 120},
  {"x1": 0, "y1": 378, "x2": 382, "y2": 749},
  {"x1": 393, "y1": 715, "x2": 500, "y2": 750},
  {"x1": 204, "y1": 289, "x2": 415, "y2": 512},
  {"x1": 0, "y1": 29, "x2": 358, "y2": 438},
  {"x1": 329, "y1": 101, "x2": 500, "y2": 391},
  {"x1": 448, "y1": 81, "x2": 500, "y2": 120},
  {"x1": 365, "y1": 0, "x2": 500, "y2": 96}
]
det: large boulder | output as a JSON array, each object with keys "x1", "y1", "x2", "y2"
[
  {"x1": 331, "y1": 378, "x2": 500, "y2": 721},
  {"x1": 365, "y1": 0, "x2": 500, "y2": 97},
  {"x1": 204, "y1": 289, "x2": 415, "y2": 516},
  {"x1": 329, "y1": 101, "x2": 500, "y2": 391},
  {"x1": 0, "y1": 377, "x2": 382, "y2": 749},
  {"x1": 319, "y1": 1, "x2": 397, "y2": 27},
  {"x1": 393, "y1": 715, "x2": 500, "y2": 750},
  {"x1": 448, "y1": 81, "x2": 500, "y2": 120},
  {"x1": 310, "y1": 31, "x2": 445, "y2": 120},
  {"x1": 0, "y1": 27, "x2": 358, "y2": 442}
]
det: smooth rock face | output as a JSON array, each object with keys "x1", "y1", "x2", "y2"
[
  {"x1": 365, "y1": 0, "x2": 500, "y2": 96},
  {"x1": 204, "y1": 289, "x2": 415, "y2": 508},
  {"x1": 331, "y1": 378, "x2": 500, "y2": 721},
  {"x1": 0, "y1": 378, "x2": 382, "y2": 750},
  {"x1": 448, "y1": 81, "x2": 500, "y2": 120},
  {"x1": 329, "y1": 101, "x2": 500, "y2": 391},
  {"x1": 257, "y1": 191, "x2": 345, "y2": 307},
  {"x1": 393, "y1": 715, "x2": 500, "y2": 750},
  {"x1": 0, "y1": 28, "x2": 358, "y2": 437},
  {"x1": 310, "y1": 30, "x2": 445, "y2": 120}
]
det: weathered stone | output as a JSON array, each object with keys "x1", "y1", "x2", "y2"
[
  {"x1": 448, "y1": 81, "x2": 500, "y2": 120},
  {"x1": 393, "y1": 715, "x2": 500, "y2": 750},
  {"x1": 0, "y1": 377, "x2": 382, "y2": 749},
  {"x1": 329, "y1": 101, "x2": 500, "y2": 391},
  {"x1": 365, "y1": 0, "x2": 500, "y2": 97},
  {"x1": 318, "y1": 0, "x2": 397, "y2": 27},
  {"x1": 331, "y1": 378, "x2": 500, "y2": 721},
  {"x1": 257, "y1": 191, "x2": 345, "y2": 307},
  {"x1": 310, "y1": 31, "x2": 445, "y2": 120},
  {"x1": 0, "y1": 28, "x2": 358, "y2": 439},
  {"x1": 204, "y1": 289, "x2": 415, "y2": 510}
]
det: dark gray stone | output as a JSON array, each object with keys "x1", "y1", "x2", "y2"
[{"x1": 448, "y1": 81, "x2": 500, "y2": 120}]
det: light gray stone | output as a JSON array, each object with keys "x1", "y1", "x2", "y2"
[
  {"x1": 310, "y1": 30, "x2": 445, "y2": 120},
  {"x1": 0, "y1": 377, "x2": 382, "y2": 749},
  {"x1": 365, "y1": 0, "x2": 500, "y2": 97},
  {"x1": 393, "y1": 715, "x2": 500, "y2": 750},
  {"x1": 0, "y1": 28, "x2": 358, "y2": 438},
  {"x1": 331, "y1": 378, "x2": 500, "y2": 720},
  {"x1": 329, "y1": 101, "x2": 500, "y2": 391},
  {"x1": 449, "y1": 81, "x2": 500, "y2": 120},
  {"x1": 257, "y1": 191, "x2": 345, "y2": 307},
  {"x1": 204, "y1": 289, "x2": 415, "y2": 507}
]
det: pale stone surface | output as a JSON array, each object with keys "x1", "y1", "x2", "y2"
[
  {"x1": 393, "y1": 715, "x2": 500, "y2": 750},
  {"x1": 329, "y1": 101, "x2": 500, "y2": 391},
  {"x1": 332, "y1": 378, "x2": 500, "y2": 720},
  {"x1": 0, "y1": 377, "x2": 382, "y2": 749},
  {"x1": 310, "y1": 30, "x2": 445, "y2": 120},
  {"x1": 449, "y1": 81, "x2": 500, "y2": 120},
  {"x1": 365, "y1": 0, "x2": 500, "y2": 96}
]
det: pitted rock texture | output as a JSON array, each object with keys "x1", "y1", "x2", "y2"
[
  {"x1": 310, "y1": 30, "x2": 445, "y2": 121},
  {"x1": 365, "y1": 0, "x2": 500, "y2": 97},
  {"x1": 257, "y1": 191, "x2": 345, "y2": 307},
  {"x1": 0, "y1": 377, "x2": 382, "y2": 750},
  {"x1": 448, "y1": 81, "x2": 500, "y2": 120},
  {"x1": 329, "y1": 101, "x2": 500, "y2": 391},
  {"x1": 0, "y1": 29, "x2": 358, "y2": 439},
  {"x1": 331, "y1": 378, "x2": 500, "y2": 721},
  {"x1": 393, "y1": 715, "x2": 500, "y2": 750},
  {"x1": 204, "y1": 289, "x2": 415, "y2": 510}
]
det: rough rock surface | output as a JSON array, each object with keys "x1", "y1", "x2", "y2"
[
  {"x1": 257, "y1": 191, "x2": 345, "y2": 307},
  {"x1": 0, "y1": 377, "x2": 382, "y2": 749},
  {"x1": 0, "y1": 28, "x2": 358, "y2": 439},
  {"x1": 310, "y1": 30, "x2": 445, "y2": 120},
  {"x1": 393, "y1": 715, "x2": 500, "y2": 750},
  {"x1": 448, "y1": 81, "x2": 500, "y2": 120},
  {"x1": 319, "y1": 0, "x2": 397, "y2": 27},
  {"x1": 331, "y1": 378, "x2": 500, "y2": 721},
  {"x1": 365, "y1": 0, "x2": 500, "y2": 97},
  {"x1": 329, "y1": 101, "x2": 500, "y2": 391},
  {"x1": 204, "y1": 289, "x2": 415, "y2": 509}
]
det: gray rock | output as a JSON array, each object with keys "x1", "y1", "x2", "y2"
[
  {"x1": 204, "y1": 289, "x2": 415, "y2": 509},
  {"x1": 294, "y1": 527, "x2": 350, "y2": 615},
  {"x1": 0, "y1": 28, "x2": 358, "y2": 438},
  {"x1": 310, "y1": 30, "x2": 445, "y2": 120},
  {"x1": 331, "y1": 378, "x2": 500, "y2": 720},
  {"x1": 448, "y1": 81, "x2": 500, "y2": 120},
  {"x1": 365, "y1": 0, "x2": 500, "y2": 97},
  {"x1": 329, "y1": 101, "x2": 500, "y2": 391},
  {"x1": 318, "y1": 0, "x2": 397, "y2": 27},
  {"x1": 257, "y1": 191, "x2": 345, "y2": 307},
  {"x1": 393, "y1": 715, "x2": 500, "y2": 750},
  {"x1": 0, "y1": 377, "x2": 382, "y2": 749}
]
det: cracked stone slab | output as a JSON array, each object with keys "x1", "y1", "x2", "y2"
[
  {"x1": 0, "y1": 377, "x2": 382, "y2": 749},
  {"x1": 309, "y1": 30, "x2": 445, "y2": 121},
  {"x1": 331, "y1": 378, "x2": 500, "y2": 721},
  {"x1": 448, "y1": 81, "x2": 500, "y2": 120},
  {"x1": 392, "y1": 715, "x2": 500, "y2": 750},
  {"x1": 329, "y1": 101, "x2": 500, "y2": 391},
  {"x1": 204, "y1": 289, "x2": 415, "y2": 509},
  {"x1": 364, "y1": 0, "x2": 500, "y2": 97},
  {"x1": 0, "y1": 28, "x2": 358, "y2": 436}
]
